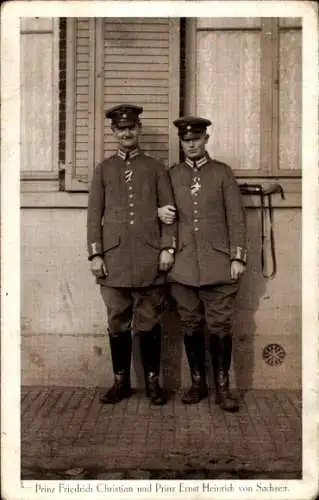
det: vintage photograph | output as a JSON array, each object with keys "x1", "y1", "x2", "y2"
[
  {"x1": 2, "y1": 2, "x2": 317, "y2": 496},
  {"x1": 18, "y1": 13, "x2": 303, "y2": 482}
]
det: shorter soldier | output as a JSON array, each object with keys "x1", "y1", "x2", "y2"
[
  {"x1": 163, "y1": 116, "x2": 247, "y2": 412},
  {"x1": 87, "y1": 104, "x2": 176, "y2": 405}
]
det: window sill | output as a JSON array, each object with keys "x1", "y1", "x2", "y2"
[
  {"x1": 21, "y1": 191, "x2": 89, "y2": 208},
  {"x1": 238, "y1": 177, "x2": 301, "y2": 208},
  {"x1": 20, "y1": 178, "x2": 301, "y2": 209}
]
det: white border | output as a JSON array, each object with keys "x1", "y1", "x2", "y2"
[{"x1": 1, "y1": 1, "x2": 318, "y2": 500}]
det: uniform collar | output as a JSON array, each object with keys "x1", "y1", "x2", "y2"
[
  {"x1": 117, "y1": 148, "x2": 140, "y2": 161},
  {"x1": 185, "y1": 155, "x2": 209, "y2": 170}
]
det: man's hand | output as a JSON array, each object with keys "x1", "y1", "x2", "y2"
[
  {"x1": 91, "y1": 256, "x2": 107, "y2": 278},
  {"x1": 231, "y1": 260, "x2": 246, "y2": 281},
  {"x1": 158, "y1": 205, "x2": 176, "y2": 225},
  {"x1": 159, "y1": 249, "x2": 174, "y2": 272}
]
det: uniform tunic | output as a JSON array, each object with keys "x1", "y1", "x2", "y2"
[
  {"x1": 168, "y1": 155, "x2": 247, "y2": 287},
  {"x1": 87, "y1": 149, "x2": 176, "y2": 288}
]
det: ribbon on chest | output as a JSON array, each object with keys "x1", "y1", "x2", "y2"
[{"x1": 124, "y1": 169, "x2": 133, "y2": 183}]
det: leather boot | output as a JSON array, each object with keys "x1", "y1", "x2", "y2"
[
  {"x1": 182, "y1": 332, "x2": 208, "y2": 404},
  {"x1": 100, "y1": 330, "x2": 133, "y2": 404},
  {"x1": 209, "y1": 334, "x2": 239, "y2": 412},
  {"x1": 139, "y1": 325, "x2": 167, "y2": 405}
]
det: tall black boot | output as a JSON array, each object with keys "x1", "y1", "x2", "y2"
[
  {"x1": 182, "y1": 332, "x2": 208, "y2": 404},
  {"x1": 209, "y1": 334, "x2": 239, "y2": 412},
  {"x1": 139, "y1": 324, "x2": 167, "y2": 405},
  {"x1": 100, "y1": 330, "x2": 133, "y2": 404}
]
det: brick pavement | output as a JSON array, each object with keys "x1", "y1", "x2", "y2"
[{"x1": 21, "y1": 387, "x2": 302, "y2": 480}]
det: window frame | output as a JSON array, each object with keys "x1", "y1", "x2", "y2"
[{"x1": 64, "y1": 18, "x2": 96, "y2": 192}]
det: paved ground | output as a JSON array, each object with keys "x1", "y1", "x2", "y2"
[{"x1": 21, "y1": 387, "x2": 302, "y2": 480}]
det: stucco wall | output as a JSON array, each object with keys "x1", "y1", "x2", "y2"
[{"x1": 21, "y1": 207, "x2": 301, "y2": 389}]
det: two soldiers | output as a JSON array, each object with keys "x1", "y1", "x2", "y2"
[{"x1": 87, "y1": 105, "x2": 247, "y2": 412}]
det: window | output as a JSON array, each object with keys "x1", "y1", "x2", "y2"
[{"x1": 184, "y1": 17, "x2": 302, "y2": 178}]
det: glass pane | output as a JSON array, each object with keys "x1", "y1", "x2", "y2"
[
  {"x1": 279, "y1": 30, "x2": 302, "y2": 170},
  {"x1": 21, "y1": 33, "x2": 54, "y2": 171},
  {"x1": 197, "y1": 31, "x2": 261, "y2": 170}
]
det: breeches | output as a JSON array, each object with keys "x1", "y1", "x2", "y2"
[
  {"x1": 100, "y1": 285, "x2": 166, "y2": 334},
  {"x1": 170, "y1": 282, "x2": 239, "y2": 337}
]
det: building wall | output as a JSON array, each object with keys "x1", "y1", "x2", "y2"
[
  {"x1": 21, "y1": 206, "x2": 301, "y2": 389},
  {"x1": 19, "y1": 17, "x2": 302, "y2": 390}
]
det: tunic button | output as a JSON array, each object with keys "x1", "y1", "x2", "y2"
[
  {"x1": 194, "y1": 201, "x2": 198, "y2": 205},
  {"x1": 129, "y1": 194, "x2": 134, "y2": 199},
  {"x1": 127, "y1": 161, "x2": 131, "y2": 165},
  {"x1": 128, "y1": 186, "x2": 133, "y2": 190},
  {"x1": 194, "y1": 219, "x2": 198, "y2": 223},
  {"x1": 130, "y1": 212, "x2": 134, "y2": 216},
  {"x1": 194, "y1": 210, "x2": 198, "y2": 214},
  {"x1": 129, "y1": 203, "x2": 134, "y2": 207},
  {"x1": 130, "y1": 220, "x2": 135, "y2": 225},
  {"x1": 194, "y1": 227, "x2": 199, "y2": 232}
]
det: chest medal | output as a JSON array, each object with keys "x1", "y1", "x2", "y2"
[{"x1": 190, "y1": 176, "x2": 201, "y2": 196}]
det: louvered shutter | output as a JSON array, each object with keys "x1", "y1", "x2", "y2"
[
  {"x1": 65, "y1": 18, "x2": 95, "y2": 191},
  {"x1": 100, "y1": 18, "x2": 180, "y2": 169},
  {"x1": 66, "y1": 18, "x2": 180, "y2": 190}
]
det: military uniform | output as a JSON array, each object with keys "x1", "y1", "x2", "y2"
[
  {"x1": 88, "y1": 148, "x2": 175, "y2": 289},
  {"x1": 87, "y1": 104, "x2": 176, "y2": 405},
  {"x1": 168, "y1": 116, "x2": 247, "y2": 411}
]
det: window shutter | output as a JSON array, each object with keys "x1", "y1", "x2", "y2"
[
  {"x1": 94, "y1": 18, "x2": 180, "y2": 171},
  {"x1": 20, "y1": 18, "x2": 59, "y2": 192},
  {"x1": 66, "y1": 18, "x2": 180, "y2": 189},
  {"x1": 65, "y1": 18, "x2": 95, "y2": 191}
]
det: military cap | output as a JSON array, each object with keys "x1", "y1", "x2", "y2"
[
  {"x1": 173, "y1": 116, "x2": 212, "y2": 140},
  {"x1": 106, "y1": 104, "x2": 143, "y2": 128}
]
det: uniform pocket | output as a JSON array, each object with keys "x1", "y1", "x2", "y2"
[
  {"x1": 211, "y1": 244, "x2": 230, "y2": 256},
  {"x1": 103, "y1": 234, "x2": 120, "y2": 252},
  {"x1": 144, "y1": 238, "x2": 161, "y2": 250},
  {"x1": 140, "y1": 226, "x2": 161, "y2": 249}
]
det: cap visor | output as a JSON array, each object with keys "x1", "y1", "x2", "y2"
[
  {"x1": 181, "y1": 131, "x2": 204, "y2": 140},
  {"x1": 113, "y1": 119, "x2": 136, "y2": 128}
]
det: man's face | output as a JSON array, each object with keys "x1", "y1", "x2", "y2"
[
  {"x1": 112, "y1": 123, "x2": 141, "y2": 150},
  {"x1": 181, "y1": 133, "x2": 208, "y2": 160}
]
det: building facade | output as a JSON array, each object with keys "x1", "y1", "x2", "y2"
[{"x1": 21, "y1": 17, "x2": 301, "y2": 389}]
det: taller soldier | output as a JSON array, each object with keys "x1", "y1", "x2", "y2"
[
  {"x1": 162, "y1": 116, "x2": 247, "y2": 412},
  {"x1": 87, "y1": 104, "x2": 176, "y2": 406}
]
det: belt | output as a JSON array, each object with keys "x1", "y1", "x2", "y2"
[{"x1": 239, "y1": 183, "x2": 285, "y2": 279}]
